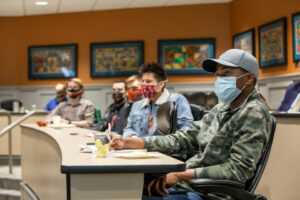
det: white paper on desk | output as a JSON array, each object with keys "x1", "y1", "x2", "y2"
[
  {"x1": 109, "y1": 149, "x2": 160, "y2": 159},
  {"x1": 86, "y1": 133, "x2": 94, "y2": 137},
  {"x1": 48, "y1": 124, "x2": 76, "y2": 128},
  {"x1": 78, "y1": 144, "x2": 97, "y2": 153},
  {"x1": 109, "y1": 149, "x2": 147, "y2": 154}
]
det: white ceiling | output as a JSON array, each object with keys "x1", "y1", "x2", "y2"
[{"x1": 0, "y1": 0, "x2": 232, "y2": 16}]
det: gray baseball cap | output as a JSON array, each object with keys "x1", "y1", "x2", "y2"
[{"x1": 202, "y1": 49, "x2": 259, "y2": 79}]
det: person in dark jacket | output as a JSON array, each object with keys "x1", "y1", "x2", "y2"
[{"x1": 98, "y1": 80, "x2": 127, "y2": 132}]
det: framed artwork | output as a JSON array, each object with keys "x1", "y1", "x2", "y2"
[
  {"x1": 90, "y1": 41, "x2": 144, "y2": 77},
  {"x1": 233, "y1": 28, "x2": 255, "y2": 55},
  {"x1": 158, "y1": 38, "x2": 215, "y2": 75},
  {"x1": 292, "y1": 11, "x2": 300, "y2": 62},
  {"x1": 28, "y1": 44, "x2": 77, "y2": 79},
  {"x1": 258, "y1": 17, "x2": 287, "y2": 68}
]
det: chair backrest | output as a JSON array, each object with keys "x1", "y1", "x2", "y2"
[
  {"x1": 246, "y1": 115, "x2": 277, "y2": 192},
  {"x1": 190, "y1": 104, "x2": 205, "y2": 121},
  {"x1": 189, "y1": 92, "x2": 208, "y2": 106},
  {"x1": 206, "y1": 92, "x2": 218, "y2": 109},
  {"x1": 0, "y1": 99, "x2": 23, "y2": 111},
  {"x1": 154, "y1": 101, "x2": 177, "y2": 135},
  {"x1": 93, "y1": 107, "x2": 102, "y2": 125}
]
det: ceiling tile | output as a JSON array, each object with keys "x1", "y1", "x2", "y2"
[
  {"x1": 25, "y1": 0, "x2": 60, "y2": 16},
  {"x1": 93, "y1": 0, "x2": 132, "y2": 11},
  {"x1": 59, "y1": 0, "x2": 96, "y2": 13},
  {"x1": 199, "y1": 0, "x2": 232, "y2": 4},
  {"x1": 0, "y1": 0, "x2": 232, "y2": 16},
  {"x1": 0, "y1": 0, "x2": 24, "y2": 16},
  {"x1": 129, "y1": 0, "x2": 169, "y2": 8}
]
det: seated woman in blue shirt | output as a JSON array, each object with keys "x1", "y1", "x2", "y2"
[
  {"x1": 44, "y1": 83, "x2": 67, "y2": 111},
  {"x1": 123, "y1": 63, "x2": 193, "y2": 138}
]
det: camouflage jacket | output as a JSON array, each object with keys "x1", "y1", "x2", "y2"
[{"x1": 143, "y1": 89, "x2": 271, "y2": 200}]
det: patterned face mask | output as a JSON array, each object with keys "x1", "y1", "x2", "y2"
[
  {"x1": 141, "y1": 84, "x2": 157, "y2": 99},
  {"x1": 127, "y1": 89, "x2": 142, "y2": 102}
]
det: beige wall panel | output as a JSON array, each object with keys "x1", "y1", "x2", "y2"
[
  {"x1": 256, "y1": 117, "x2": 300, "y2": 200},
  {"x1": 0, "y1": 111, "x2": 48, "y2": 155}
]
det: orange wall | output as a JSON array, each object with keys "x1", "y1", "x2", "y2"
[
  {"x1": 0, "y1": 18, "x2": 19, "y2": 85},
  {"x1": 230, "y1": 0, "x2": 300, "y2": 78},
  {"x1": 0, "y1": 4, "x2": 231, "y2": 86}
]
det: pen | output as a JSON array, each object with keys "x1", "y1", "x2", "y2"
[
  {"x1": 108, "y1": 123, "x2": 111, "y2": 142},
  {"x1": 108, "y1": 123, "x2": 111, "y2": 153}
]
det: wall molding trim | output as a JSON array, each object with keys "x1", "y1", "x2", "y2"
[{"x1": 0, "y1": 73, "x2": 299, "y2": 111}]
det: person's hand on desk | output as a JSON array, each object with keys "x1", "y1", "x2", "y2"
[{"x1": 110, "y1": 134, "x2": 144, "y2": 150}]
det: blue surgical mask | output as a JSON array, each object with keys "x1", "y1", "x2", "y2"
[{"x1": 214, "y1": 74, "x2": 248, "y2": 104}]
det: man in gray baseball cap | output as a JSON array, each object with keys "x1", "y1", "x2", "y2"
[
  {"x1": 202, "y1": 48, "x2": 260, "y2": 109},
  {"x1": 203, "y1": 48, "x2": 259, "y2": 79},
  {"x1": 110, "y1": 49, "x2": 272, "y2": 200}
]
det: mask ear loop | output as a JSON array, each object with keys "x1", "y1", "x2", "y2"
[
  {"x1": 237, "y1": 73, "x2": 252, "y2": 91},
  {"x1": 156, "y1": 80, "x2": 168, "y2": 92}
]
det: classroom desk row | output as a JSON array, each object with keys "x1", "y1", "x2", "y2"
[
  {"x1": 20, "y1": 124, "x2": 185, "y2": 200},
  {"x1": 1, "y1": 111, "x2": 298, "y2": 200}
]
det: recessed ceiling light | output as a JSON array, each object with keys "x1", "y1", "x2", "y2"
[{"x1": 35, "y1": 1, "x2": 48, "y2": 6}]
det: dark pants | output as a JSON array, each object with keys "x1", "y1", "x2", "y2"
[{"x1": 142, "y1": 188, "x2": 204, "y2": 200}]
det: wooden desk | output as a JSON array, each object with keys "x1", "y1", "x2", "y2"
[
  {"x1": 256, "y1": 113, "x2": 300, "y2": 200},
  {"x1": 0, "y1": 110, "x2": 48, "y2": 155},
  {"x1": 20, "y1": 124, "x2": 185, "y2": 200}
]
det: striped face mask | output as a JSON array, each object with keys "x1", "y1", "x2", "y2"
[{"x1": 67, "y1": 89, "x2": 81, "y2": 98}]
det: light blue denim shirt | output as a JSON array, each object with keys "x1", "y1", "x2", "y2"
[{"x1": 123, "y1": 89, "x2": 193, "y2": 138}]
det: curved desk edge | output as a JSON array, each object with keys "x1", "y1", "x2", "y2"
[{"x1": 61, "y1": 163, "x2": 186, "y2": 174}]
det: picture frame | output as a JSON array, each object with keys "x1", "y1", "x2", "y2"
[
  {"x1": 233, "y1": 28, "x2": 255, "y2": 55},
  {"x1": 292, "y1": 11, "x2": 300, "y2": 62},
  {"x1": 28, "y1": 44, "x2": 77, "y2": 79},
  {"x1": 158, "y1": 38, "x2": 215, "y2": 75},
  {"x1": 90, "y1": 41, "x2": 144, "y2": 77},
  {"x1": 258, "y1": 17, "x2": 287, "y2": 68}
]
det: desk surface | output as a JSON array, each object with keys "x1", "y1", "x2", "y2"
[
  {"x1": 21, "y1": 124, "x2": 186, "y2": 174},
  {"x1": 270, "y1": 111, "x2": 300, "y2": 118}
]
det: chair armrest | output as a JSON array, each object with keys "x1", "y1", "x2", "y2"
[{"x1": 189, "y1": 179, "x2": 267, "y2": 200}]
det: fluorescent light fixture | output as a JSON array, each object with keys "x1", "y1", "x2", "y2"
[{"x1": 35, "y1": 1, "x2": 48, "y2": 6}]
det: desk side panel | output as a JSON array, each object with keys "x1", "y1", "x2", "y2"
[
  {"x1": 71, "y1": 173, "x2": 143, "y2": 200},
  {"x1": 21, "y1": 126, "x2": 66, "y2": 200}
]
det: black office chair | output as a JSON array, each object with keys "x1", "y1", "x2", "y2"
[
  {"x1": 0, "y1": 99, "x2": 23, "y2": 111},
  {"x1": 188, "y1": 115, "x2": 277, "y2": 200},
  {"x1": 153, "y1": 101, "x2": 177, "y2": 136},
  {"x1": 190, "y1": 104, "x2": 205, "y2": 121},
  {"x1": 206, "y1": 92, "x2": 218, "y2": 109},
  {"x1": 189, "y1": 92, "x2": 207, "y2": 106}
]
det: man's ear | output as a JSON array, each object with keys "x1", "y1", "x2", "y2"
[
  {"x1": 157, "y1": 81, "x2": 165, "y2": 91},
  {"x1": 245, "y1": 73, "x2": 255, "y2": 85}
]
